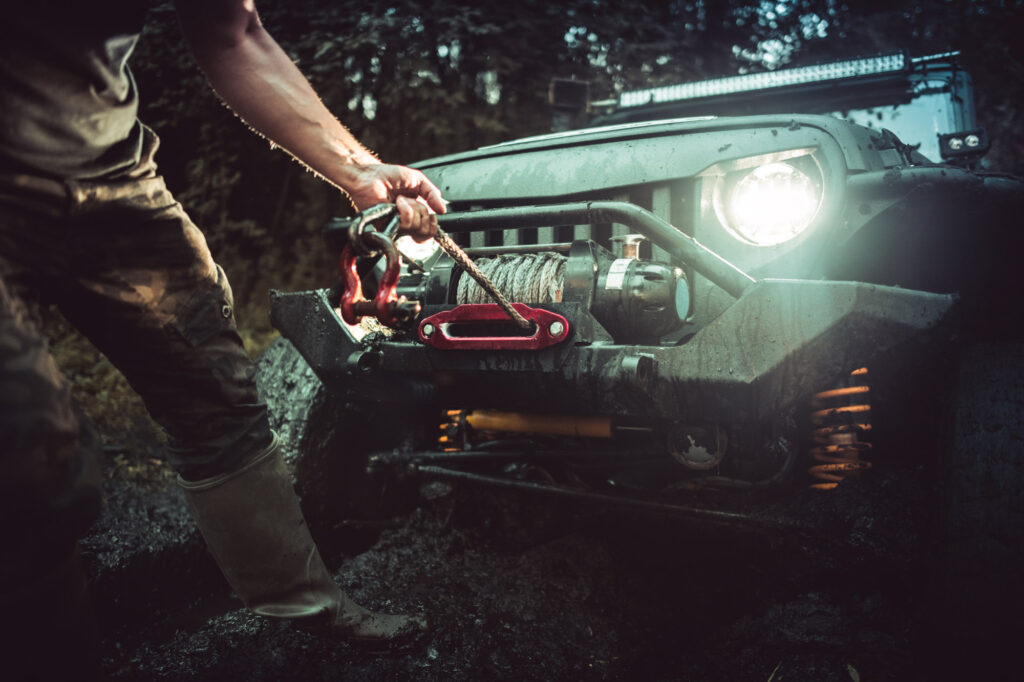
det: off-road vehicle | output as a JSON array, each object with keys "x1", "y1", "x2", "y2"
[{"x1": 263, "y1": 52, "x2": 1023, "y2": 609}]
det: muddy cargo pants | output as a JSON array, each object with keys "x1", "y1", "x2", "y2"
[{"x1": 0, "y1": 148, "x2": 272, "y2": 678}]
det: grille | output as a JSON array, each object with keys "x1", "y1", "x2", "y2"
[{"x1": 451, "y1": 180, "x2": 694, "y2": 262}]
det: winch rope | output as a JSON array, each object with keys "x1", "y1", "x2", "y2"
[
  {"x1": 434, "y1": 227, "x2": 533, "y2": 329},
  {"x1": 457, "y1": 251, "x2": 566, "y2": 306}
]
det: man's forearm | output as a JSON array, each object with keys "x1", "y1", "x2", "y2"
[
  {"x1": 174, "y1": 0, "x2": 445, "y2": 232},
  {"x1": 175, "y1": 1, "x2": 375, "y2": 191}
]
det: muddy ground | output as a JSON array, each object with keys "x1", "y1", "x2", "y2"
[{"x1": 79, "y1": 340, "x2": 1017, "y2": 682}]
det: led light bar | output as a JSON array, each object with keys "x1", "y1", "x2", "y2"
[{"x1": 619, "y1": 53, "x2": 908, "y2": 109}]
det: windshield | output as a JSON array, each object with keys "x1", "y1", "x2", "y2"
[{"x1": 831, "y1": 69, "x2": 975, "y2": 162}]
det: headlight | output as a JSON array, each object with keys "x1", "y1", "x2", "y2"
[{"x1": 716, "y1": 161, "x2": 823, "y2": 246}]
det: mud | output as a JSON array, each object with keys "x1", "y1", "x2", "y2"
[
  {"x1": 77, "y1": 340, "x2": 1009, "y2": 681},
  {"x1": 87, "y1": 474, "x2": 933, "y2": 681},
  {"x1": 79, "y1": 463, "x2": 224, "y2": 651}
]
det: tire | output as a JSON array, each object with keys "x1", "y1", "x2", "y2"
[{"x1": 255, "y1": 337, "x2": 431, "y2": 530}]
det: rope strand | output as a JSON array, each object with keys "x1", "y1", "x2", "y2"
[
  {"x1": 434, "y1": 228, "x2": 533, "y2": 329},
  {"x1": 456, "y1": 251, "x2": 566, "y2": 306}
]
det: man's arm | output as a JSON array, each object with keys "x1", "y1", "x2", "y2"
[{"x1": 173, "y1": 0, "x2": 444, "y2": 233}]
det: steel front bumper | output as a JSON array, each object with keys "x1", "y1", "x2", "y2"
[{"x1": 270, "y1": 278, "x2": 953, "y2": 424}]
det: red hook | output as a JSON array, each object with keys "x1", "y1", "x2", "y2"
[{"x1": 338, "y1": 230, "x2": 419, "y2": 328}]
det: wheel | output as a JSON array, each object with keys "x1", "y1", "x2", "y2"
[{"x1": 255, "y1": 337, "x2": 433, "y2": 534}]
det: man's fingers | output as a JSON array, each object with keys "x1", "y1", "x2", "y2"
[
  {"x1": 420, "y1": 180, "x2": 447, "y2": 214},
  {"x1": 409, "y1": 197, "x2": 439, "y2": 242},
  {"x1": 394, "y1": 195, "x2": 437, "y2": 242},
  {"x1": 399, "y1": 167, "x2": 445, "y2": 215},
  {"x1": 395, "y1": 194, "x2": 415, "y2": 228}
]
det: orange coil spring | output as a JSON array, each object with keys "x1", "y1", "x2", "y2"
[
  {"x1": 808, "y1": 367, "x2": 872, "y2": 490},
  {"x1": 438, "y1": 409, "x2": 464, "y2": 452}
]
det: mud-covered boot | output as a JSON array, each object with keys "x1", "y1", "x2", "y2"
[{"x1": 178, "y1": 435, "x2": 427, "y2": 644}]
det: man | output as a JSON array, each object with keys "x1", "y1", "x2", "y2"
[{"x1": 0, "y1": 0, "x2": 443, "y2": 675}]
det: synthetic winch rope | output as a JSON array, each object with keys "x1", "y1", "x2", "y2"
[
  {"x1": 434, "y1": 227, "x2": 533, "y2": 330},
  {"x1": 457, "y1": 252, "x2": 566, "y2": 306}
]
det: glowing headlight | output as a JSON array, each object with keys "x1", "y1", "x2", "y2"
[{"x1": 719, "y1": 162, "x2": 822, "y2": 246}]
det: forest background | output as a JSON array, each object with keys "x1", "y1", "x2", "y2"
[{"x1": 51, "y1": 0, "x2": 1024, "y2": 448}]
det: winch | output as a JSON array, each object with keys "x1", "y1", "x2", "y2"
[{"x1": 396, "y1": 235, "x2": 690, "y2": 344}]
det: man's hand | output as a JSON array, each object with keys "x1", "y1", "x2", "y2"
[{"x1": 345, "y1": 164, "x2": 446, "y2": 242}]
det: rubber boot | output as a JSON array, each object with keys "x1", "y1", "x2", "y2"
[{"x1": 178, "y1": 435, "x2": 426, "y2": 643}]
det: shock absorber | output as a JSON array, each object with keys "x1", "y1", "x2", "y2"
[
  {"x1": 438, "y1": 408, "x2": 616, "y2": 450},
  {"x1": 808, "y1": 367, "x2": 872, "y2": 490}
]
